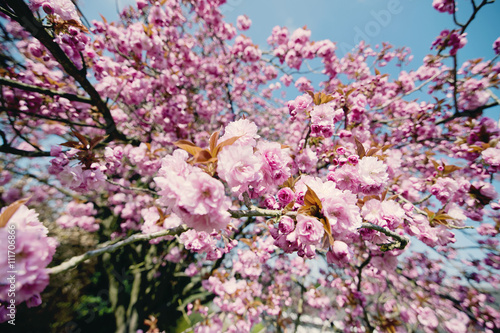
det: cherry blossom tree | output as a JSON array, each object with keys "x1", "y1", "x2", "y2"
[{"x1": 0, "y1": 0, "x2": 499, "y2": 332}]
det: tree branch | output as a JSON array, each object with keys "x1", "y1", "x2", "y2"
[
  {"x1": 359, "y1": 222, "x2": 409, "y2": 251},
  {"x1": 3, "y1": 0, "x2": 127, "y2": 141},
  {"x1": 48, "y1": 226, "x2": 186, "y2": 275},
  {"x1": 0, "y1": 77, "x2": 92, "y2": 104},
  {"x1": 435, "y1": 102, "x2": 498, "y2": 125},
  {"x1": 0, "y1": 144, "x2": 51, "y2": 157},
  {"x1": 2, "y1": 107, "x2": 101, "y2": 128}
]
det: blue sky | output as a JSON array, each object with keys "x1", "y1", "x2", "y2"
[
  {"x1": 79, "y1": 0, "x2": 500, "y2": 116},
  {"x1": 79, "y1": 0, "x2": 500, "y2": 66}
]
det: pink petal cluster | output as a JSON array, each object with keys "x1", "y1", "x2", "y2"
[
  {"x1": 0, "y1": 205, "x2": 57, "y2": 321},
  {"x1": 30, "y1": 0, "x2": 80, "y2": 22},
  {"x1": 155, "y1": 150, "x2": 232, "y2": 232},
  {"x1": 217, "y1": 145, "x2": 263, "y2": 195},
  {"x1": 255, "y1": 141, "x2": 292, "y2": 190},
  {"x1": 236, "y1": 15, "x2": 252, "y2": 30},
  {"x1": 432, "y1": 0, "x2": 455, "y2": 14},
  {"x1": 55, "y1": 201, "x2": 99, "y2": 232},
  {"x1": 432, "y1": 29, "x2": 467, "y2": 56}
]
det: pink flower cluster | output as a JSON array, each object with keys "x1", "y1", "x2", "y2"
[
  {"x1": 287, "y1": 93, "x2": 313, "y2": 117},
  {"x1": 432, "y1": 0, "x2": 455, "y2": 14},
  {"x1": 30, "y1": 0, "x2": 80, "y2": 22},
  {"x1": 482, "y1": 147, "x2": 500, "y2": 172},
  {"x1": 0, "y1": 205, "x2": 57, "y2": 322},
  {"x1": 328, "y1": 156, "x2": 389, "y2": 195},
  {"x1": 55, "y1": 201, "x2": 99, "y2": 232},
  {"x1": 271, "y1": 214, "x2": 324, "y2": 259},
  {"x1": 178, "y1": 229, "x2": 237, "y2": 261},
  {"x1": 431, "y1": 29, "x2": 467, "y2": 56},
  {"x1": 49, "y1": 146, "x2": 106, "y2": 192},
  {"x1": 458, "y1": 78, "x2": 490, "y2": 111},
  {"x1": 494, "y1": 37, "x2": 500, "y2": 55},
  {"x1": 310, "y1": 103, "x2": 344, "y2": 137},
  {"x1": 217, "y1": 119, "x2": 292, "y2": 197},
  {"x1": 236, "y1": 15, "x2": 252, "y2": 31},
  {"x1": 155, "y1": 150, "x2": 232, "y2": 232},
  {"x1": 268, "y1": 25, "x2": 334, "y2": 71}
]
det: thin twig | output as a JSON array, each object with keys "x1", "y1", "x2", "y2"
[{"x1": 106, "y1": 179, "x2": 158, "y2": 196}]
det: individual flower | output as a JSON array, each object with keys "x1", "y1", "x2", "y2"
[
  {"x1": 276, "y1": 187, "x2": 295, "y2": 206},
  {"x1": 326, "y1": 241, "x2": 353, "y2": 265},
  {"x1": 217, "y1": 145, "x2": 263, "y2": 195},
  {"x1": 482, "y1": 147, "x2": 500, "y2": 167},
  {"x1": 155, "y1": 151, "x2": 232, "y2": 232},
  {"x1": 289, "y1": 214, "x2": 324, "y2": 246},
  {"x1": 322, "y1": 189, "x2": 362, "y2": 234},
  {"x1": 357, "y1": 156, "x2": 388, "y2": 194},
  {"x1": 219, "y1": 119, "x2": 260, "y2": 147},
  {"x1": 278, "y1": 216, "x2": 295, "y2": 235}
]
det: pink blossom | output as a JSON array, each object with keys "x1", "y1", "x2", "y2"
[
  {"x1": 431, "y1": 29, "x2": 467, "y2": 56},
  {"x1": 326, "y1": 241, "x2": 353, "y2": 265},
  {"x1": 289, "y1": 214, "x2": 324, "y2": 246},
  {"x1": 417, "y1": 307, "x2": 439, "y2": 329},
  {"x1": 278, "y1": 216, "x2": 295, "y2": 235},
  {"x1": 217, "y1": 144, "x2": 263, "y2": 195},
  {"x1": 357, "y1": 156, "x2": 388, "y2": 193},
  {"x1": 277, "y1": 187, "x2": 294, "y2": 206},
  {"x1": 0, "y1": 204, "x2": 57, "y2": 311},
  {"x1": 444, "y1": 318, "x2": 468, "y2": 333},
  {"x1": 280, "y1": 74, "x2": 293, "y2": 87},
  {"x1": 432, "y1": 0, "x2": 455, "y2": 14},
  {"x1": 322, "y1": 189, "x2": 362, "y2": 234},
  {"x1": 236, "y1": 15, "x2": 251, "y2": 30},
  {"x1": 327, "y1": 164, "x2": 361, "y2": 193},
  {"x1": 256, "y1": 141, "x2": 292, "y2": 189},
  {"x1": 295, "y1": 147, "x2": 319, "y2": 173},
  {"x1": 482, "y1": 147, "x2": 500, "y2": 167},
  {"x1": 219, "y1": 119, "x2": 260, "y2": 147},
  {"x1": 494, "y1": 37, "x2": 500, "y2": 55},
  {"x1": 30, "y1": 0, "x2": 80, "y2": 22}
]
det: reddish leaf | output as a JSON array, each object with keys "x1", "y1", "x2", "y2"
[
  {"x1": 303, "y1": 185, "x2": 322, "y2": 210},
  {"x1": 305, "y1": 90, "x2": 315, "y2": 99},
  {"x1": 174, "y1": 140, "x2": 202, "y2": 157},
  {"x1": 193, "y1": 149, "x2": 214, "y2": 164},
  {"x1": 430, "y1": 159, "x2": 440, "y2": 171},
  {"x1": 443, "y1": 165, "x2": 461, "y2": 175},
  {"x1": 354, "y1": 137, "x2": 366, "y2": 158},
  {"x1": 214, "y1": 136, "x2": 241, "y2": 156},
  {"x1": 60, "y1": 140, "x2": 82, "y2": 148},
  {"x1": 72, "y1": 129, "x2": 89, "y2": 149},
  {"x1": 89, "y1": 135, "x2": 108, "y2": 150},
  {"x1": 209, "y1": 131, "x2": 220, "y2": 154},
  {"x1": 366, "y1": 147, "x2": 381, "y2": 157}
]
